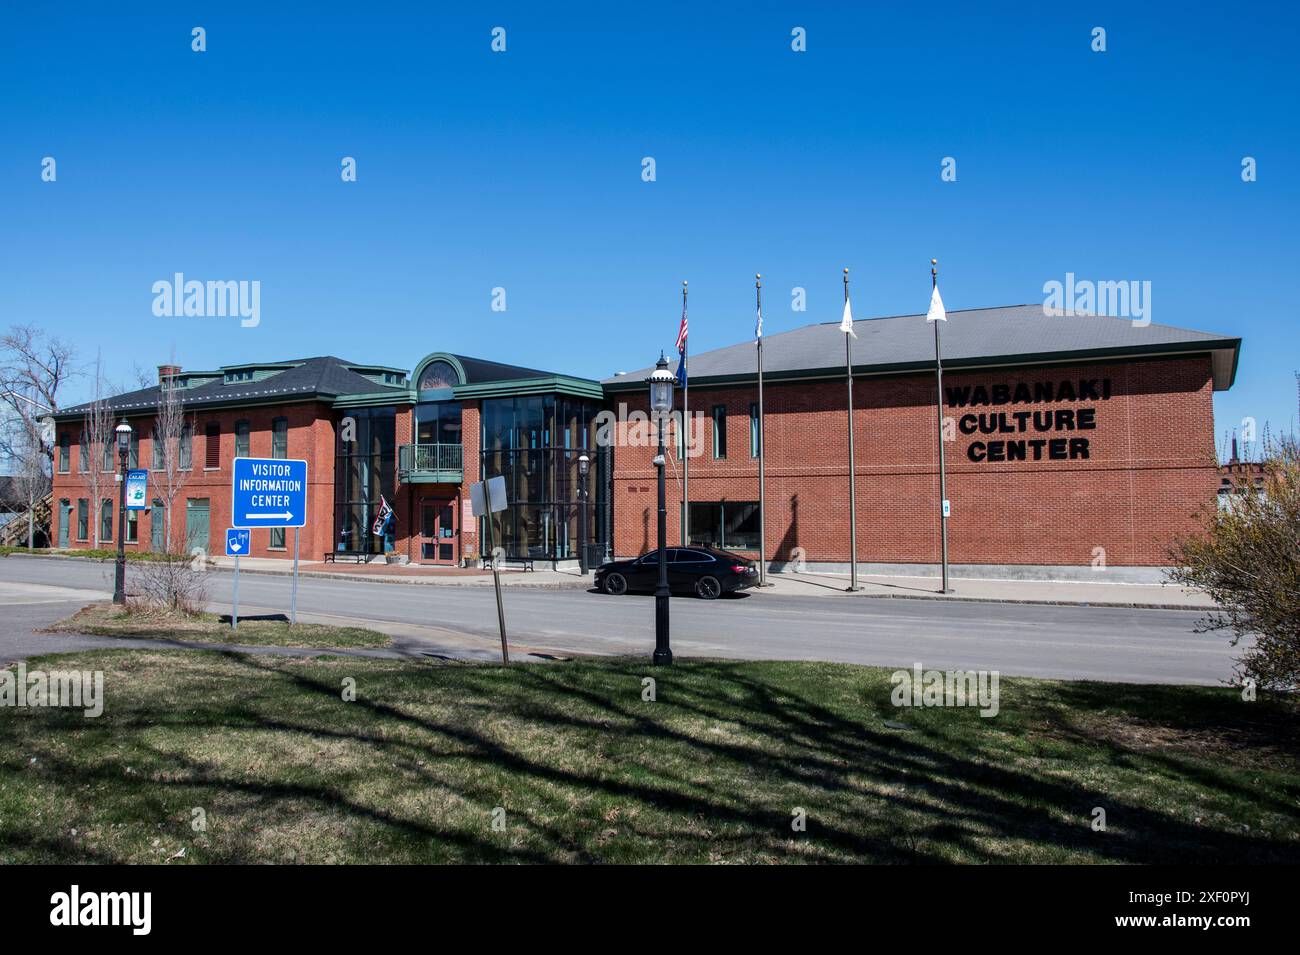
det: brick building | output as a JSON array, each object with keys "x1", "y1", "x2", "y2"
[
  {"x1": 604, "y1": 305, "x2": 1240, "y2": 578},
  {"x1": 52, "y1": 353, "x2": 605, "y2": 566},
  {"x1": 51, "y1": 304, "x2": 1240, "y2": 578}
]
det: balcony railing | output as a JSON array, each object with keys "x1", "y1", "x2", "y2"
[{"x1": 398, "y1": 443, "x2": 464, "y2": 483}]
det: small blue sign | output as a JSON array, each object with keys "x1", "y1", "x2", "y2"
[
  {"x1": 125, "y1": 469, "x2": 148, "y2": 510},
  {"x1": 231, "y1": 457, "x2": 308, "y2": 529},
  {"x1": 225, "y1": 528, "x2": 250, "y2": 557}
]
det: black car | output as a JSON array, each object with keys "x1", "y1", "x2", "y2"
[{"x1": 595, "y1": 546, "x2": 759, "y2": 599}]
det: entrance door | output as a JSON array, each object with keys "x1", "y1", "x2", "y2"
[
  {"x1": 420, "y1": 498, "x2": 458, "y2": 565},
  {"x1": 57, "y1": 499, "x2": 70, "y2": 548},
  {"x1": 151, "y1": 500, "x2": 165, "y2": 552},
  {"x1": 185, "y1": 498, "x2": 210, "y2": 555}
]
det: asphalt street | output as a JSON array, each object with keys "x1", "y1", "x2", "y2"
[{"x1": 0, "y1": 557, "x2": 1241, "y2": 685}]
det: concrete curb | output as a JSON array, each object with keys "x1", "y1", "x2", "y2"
[{"x1": 823, "y1": 591, "x2": 1212, "y2": 611}]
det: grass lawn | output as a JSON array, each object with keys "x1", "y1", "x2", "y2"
[
  {"x1": 45, "y1": 602, "x2": 392, "y2": 649},
  {"x1": 1, "y1": 649, "x2": 1297, "y2": 864}
]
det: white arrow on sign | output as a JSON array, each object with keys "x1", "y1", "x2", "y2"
[{"x1": 245, "y1": 512, "x2": 293, "y2": 522}]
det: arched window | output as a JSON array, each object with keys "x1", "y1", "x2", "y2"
[{"x1": 417, "y1": 359, "x2": 458, "y2": 391}]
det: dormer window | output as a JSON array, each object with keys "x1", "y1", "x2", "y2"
[{"x1": 418, "y1": 359, "x2": 457, "y2": 391}]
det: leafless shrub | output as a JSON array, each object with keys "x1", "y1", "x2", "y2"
[
  {"x1": 132, "y1": 554, "x2": 210, "y2": 616},
  {"x1": 1168, "y1": 436, "x2": 1300, "y2": 691}
]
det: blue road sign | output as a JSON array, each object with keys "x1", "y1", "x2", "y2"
[
  {"x1": 225, "y1": 528, "x2": 250, "y2": 557},
  {"x1": 125, "y1": 469, "x2": 148, "y2": 510},
  {"x1": 231, "y1": 457, "x2": 308, "y2": 529}
]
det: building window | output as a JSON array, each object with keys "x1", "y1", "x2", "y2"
[
  {"x1": 335, "y1": 407, "x2": 396, "y2": 555},
  {"x1": 711, "y1": 405, "x2": 727, "y2": 459},
  {"x1": 78, "y1": 431, "x2": 89, "y2": 473},
  {"x1": 269, "y1": 528, "x2": 285, "y2": 550},
  {"x1": 272, "y1": 417, "x2": 288, "y2": 458},
  {"x1": 478, "y1": 395, "x2": 603, "y2": 561},
  {"x1": 179, "y1": 424, "x2": 192, "y2": 470},
  {"x1": 749, "y1": 402, "x2": 760, "y2": 458},
  {"x1": 688, "y1": 501, "x2": 760, "y2": 550},
  {"x1": 205, "y1": 423, "x2": 220, "y2": 469},
  {"x1": 102, "y1": 435, "x2": 113, "y2": 472},
  {"x1": 58, "y1": 433, "x2": 70, "y2": 473},
  {"x1": 100, "y1": 499, "x2": 113, "y2": 543},
  {"x1": 152, "y1": 426, "x2": 163, "y2": 470},
  {"x1": 234, "y1": 420, "x2": 250, "y2": 458},
  {"x1": 126, "y1": 508, "x2": 138, "y2": 543},
  {"x1": 417, "y1": 359, "x2": 459, "y2": 391},
  {"x1": 414, "y1": 401, "x2": 462, "y2": 446},
  {"x1": 128, "y1": 430, "x2": 139, "y2": 469},
  {"x1": 76, "y1": 499, "x2": 88, "y2": 541}
]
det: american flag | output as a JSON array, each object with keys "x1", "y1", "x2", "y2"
[{"x1": 675, "y1": 305, "x2": 688, "y2": 386}]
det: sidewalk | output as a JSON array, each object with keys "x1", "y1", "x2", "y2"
[{"x1": 753, "y1": 571, "x2": 1215, "y2": 609}]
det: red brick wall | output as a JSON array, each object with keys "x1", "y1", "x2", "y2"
[
  {"x1": 51, "y1": 400, "x2": 336, "y2": 559},
  {"x1": 610, "y1": 355, "x2": 1219, "y2": 567}
]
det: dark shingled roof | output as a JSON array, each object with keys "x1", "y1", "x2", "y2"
[
  {"x1": 603, "y1": 304, "x2": 1241, "y2": 391},
  {"x1": 55, "y1": 356, "x2": 408, "y2": 421},
  {"x1": 446, "y1": 355, "x2": 556, "y2": 384}
]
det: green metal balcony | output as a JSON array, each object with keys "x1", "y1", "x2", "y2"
[{"x1": 398, "y1": 443, "x2": 464, "y2": 484}]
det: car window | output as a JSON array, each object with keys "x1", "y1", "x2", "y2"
[{"x1": 677, "y1": 549, "x2": 713, "y2": 563}]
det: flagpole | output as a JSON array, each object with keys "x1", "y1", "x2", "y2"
[
  {"x1": 755, "y1": 273, "x2": 768, "y2": 586},
  {"x1": 681, "y1": 279, "x2": 689, "y2": 546},
  {"x1": 932, "y1": 258, "x2": 953, "y2": 593},
  {"x1": 844, "y1": 267, "x2": 860, "y2": 592}
]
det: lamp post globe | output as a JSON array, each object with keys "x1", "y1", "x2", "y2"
[
  {"x1": 647, "y1": 354, "x2": 674, "y2": 665},
  {"x1": 112, "y1": 418, "x2": 133, "y2": 605}
]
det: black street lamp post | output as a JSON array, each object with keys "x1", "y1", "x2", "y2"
[
  {"x1": 648, "y1": 354, "x2": 675, "y2": 666},
  {"x1": 113, "y1": 418, "x2": 132, "y2": 605},
  {"x1": 577, "y1": 453, "x2": 590, "y2": 574}
]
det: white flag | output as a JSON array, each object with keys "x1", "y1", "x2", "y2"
[
  {"x1": 755, "y1": 302, "x2": 763, "y2": 340},
  {"x1": 839, "y1": 297, "x2": 857, "y2": 338},
  {"x1": 926, "y1": 285, "x2": 947, "y2": 322}
]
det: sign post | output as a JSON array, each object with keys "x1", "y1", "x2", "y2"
[
  {"x1": 225, "y1": 528, "x2": 250, "y2": 631},
  {"x1": 471, "y1": 475, "x2": 509, "y2": 665},
  {"x1": 231, "y1": 457, "x2": 308, "y2": 624}
]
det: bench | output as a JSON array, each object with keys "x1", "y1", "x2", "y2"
[
  {"x1": 481, "y1": 555, "x2": 534, "y2": 572},
  {"x1": 324, "y1": 552, "x2": 369, "y2": 564}
]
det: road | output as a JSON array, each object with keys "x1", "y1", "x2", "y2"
[{"x1": 0, "y1": 557, "x2": 1241, "y2": 685}]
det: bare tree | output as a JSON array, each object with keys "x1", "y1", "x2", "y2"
[
  {"x1": 77, "y1": 354, "x2": 116, "y2": 548},
  {"x1": 154, "y1": 370, "x2": 194, "y2": 553},
  {"x1": 0, "y1": 325, "x2": 73, "y2": 472},
  {"x1": 11, "y1": 422, "x2": 50, "y2": 547}
]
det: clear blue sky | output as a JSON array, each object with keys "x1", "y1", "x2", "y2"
[{"x1": 2, "y1": 2, "x2": 1296, "y2": 446}]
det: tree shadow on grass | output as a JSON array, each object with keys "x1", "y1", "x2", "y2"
[{"x1": 6, "y1": 650, "x2": 1299, "y2": 864}]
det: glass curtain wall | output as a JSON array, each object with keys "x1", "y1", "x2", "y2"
[
  {"x1": 479, "y1": 395, "x2": 602, "y2": 560},
  {"x1": 334, "y1": 407, "x2": 396, "y2": 555}
]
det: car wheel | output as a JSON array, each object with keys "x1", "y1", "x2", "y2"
[
  {"x1": 603, "y1": 572, "x2": 629, "y2": 596},
  {"x1": 695, "y1": 575, "x2": 722, "y2": 600}
]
